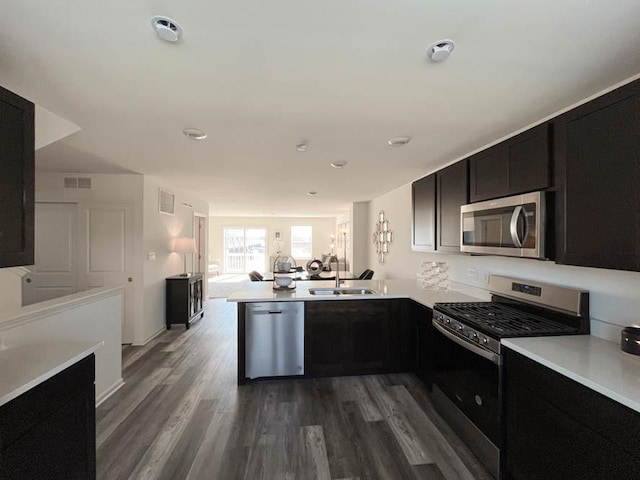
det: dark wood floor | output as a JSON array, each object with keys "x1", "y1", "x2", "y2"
[{"x1": 96, "y1": 299, "x2": 493, "y2": 480}]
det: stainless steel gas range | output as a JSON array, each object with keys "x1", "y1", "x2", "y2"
[{"x1": 431, "y1": 275, "x2": 590, "y2": 479}]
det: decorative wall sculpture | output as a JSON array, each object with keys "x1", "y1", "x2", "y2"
[{"x1": 373, "y1": 210, "x2": 393, "y2": 264}]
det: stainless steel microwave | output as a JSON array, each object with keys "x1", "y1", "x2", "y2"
[{"x1": 460, "y1": 191, "x2": 545, "y2": 259}]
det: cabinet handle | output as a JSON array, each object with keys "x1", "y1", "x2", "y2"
[
  {"x1": 25, "y1": 278, "x2": 32, "y2": 283},
  {"x1": 128, "y1": 277, "x2": 133, "y2": 282}
]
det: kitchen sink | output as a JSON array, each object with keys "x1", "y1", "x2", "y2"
[{"x1": 308, "y1": 287, "x2": 377, "y2": 296}]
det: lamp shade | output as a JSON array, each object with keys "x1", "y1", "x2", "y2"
[{"x1": 173, "y1": 237, "x2": 197, "y2": 254}]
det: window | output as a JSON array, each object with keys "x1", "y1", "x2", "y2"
[
  {"x1": 291, "y1": 226, "x2": 312, "y2": 258},
  {"x1": 223, "y1": 227, "x2": 267, "y2": 273}
]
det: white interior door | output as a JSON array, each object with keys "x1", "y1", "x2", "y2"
[
  {"x1": 78, "y1": 203, "x2": 134, "y2": 343},
  {"x1": 23, "y1": 203, "x2": 77, "y2": 306}
]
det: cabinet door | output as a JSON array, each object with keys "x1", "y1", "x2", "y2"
[
  {"x1": 506, "y1": 124, "x2": 550, "y2": 195},
  {"x1": 469, "y1": 144, "x2": 509, "y2": 203},
  {"x1": 348, "y1": 307, "x2": 389, "y2": 374},
  {"x1": 412, "y1": 174, "x2": 436, "y2": 251},
  {"x1": 413, "y1": 302, "x2": 433, "y2": 385},
  {"x1": 305, "y1": 302, "x2": 350, "y2": 376},
  {"x1": 437, "y1": 160, "x2": 468, "y2": 252},
  {"x1": 0, "y1": 355, "x2": 95, "y2": 480},
  {"x1": 387, "y1": 299, "x2": 415, "y2": 372},
  {"x1": 504, "y1": 349, "x2": 640, "y2": 480},
  {"x1": 554, "y1": 81, "x2": 640, "y2": 271},
  {"x1": 0, "y1": 86, "x2": 34, "y2": 268},
  {"x1": 469, "y1": 124, "x2": 550, "y2": 203}
]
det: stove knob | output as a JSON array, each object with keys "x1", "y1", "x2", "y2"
[
  {"x1": 469, "y1": 332, "x2": 479, "y2": 342},
  {"x1": 444, "y1": 318, "x2": 451, "y2": 325},
  {"x1": 480, "y1": 336, "x2": 488, "y2": 345},
  {"x1": 456, "y1": 325, "x2": 464, "y2": 332}
]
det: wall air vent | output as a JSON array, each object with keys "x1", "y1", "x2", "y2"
[
  {"x1": 159, "y1": 189, "x2": 175, "y2": 215},
  {"x1": 77, "y1": 177, "x2": 92, "y2": 189},
  {"x1": 64, "y1": 176, "x2": 92, "y2": 189}
]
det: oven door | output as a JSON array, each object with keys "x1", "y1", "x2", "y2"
[
  {"x1": 431, "y1": 320, "x2": 501, "y2": 478},
  {"x1": 460, "y1": 191, "x2": 545, "y2": 259}
]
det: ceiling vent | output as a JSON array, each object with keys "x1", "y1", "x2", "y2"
[
  {"x1": 64, "y1": 176, "x2": 92, "y2": 189},
  {"x1": 159, "y1": 189, "x2": 175, "y2": 215},
  {"x1": 427, "y1": 39, "x2": 455, "y2": 62},
  {"x1": 151, "y1": 16, "x2": 183, "y2": 43}
]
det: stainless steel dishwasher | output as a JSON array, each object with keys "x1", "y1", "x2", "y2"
[{"x1": 245, "y1": 301, "x2": 304, "y2": 379}]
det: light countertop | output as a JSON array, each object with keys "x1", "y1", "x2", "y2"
[
  {"x1": 226, "y1": 278, "x2": 487, "y2": 308},
  {"x1": 0, "y1": 340, "x2": 103, "y2": 407},
  {"x1": 502, "y1": 336, "x2": 640, "y2": 414},
  {"x1": 229, "y1": 278, "x2": 639, "y2": 414}
]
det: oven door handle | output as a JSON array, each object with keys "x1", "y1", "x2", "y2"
[{"x1": 432, "y1": 320, "x2": 500, "y2": 365}]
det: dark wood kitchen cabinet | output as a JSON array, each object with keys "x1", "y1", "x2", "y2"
[
  {"x1": 504, "y1": 349, "x2": 640, "y2": 480},
  {"x1": 411, "y1": 160, "x2": 468, "y2": 254},
  {"x1": 304, "y1": 299, "x2": 414, "y2": 377},
  {"x1": 0, "y1": 85, "x2": 35, "y2": 268},
  {"x1": 413, "y1": 301, "x2": 433, "y2": 385},
  {"x1": 411, "y1": 173, "x2": 436, "y2": 251},
  {"x1": 437, "y1": 160, "x2": 468, "y2": 253},
  {"x1": 469, "y1": 123, "x2": 551, "y2": 203},
  {"x1": 166, "y1": 273, "x2": 204, "y2": 329},
  {"x1": 0, "y1": 355, "x2": 96, "y2": 480},
  {"x1": 553, "y1": 79, "x2": 640, "y2": 271}
]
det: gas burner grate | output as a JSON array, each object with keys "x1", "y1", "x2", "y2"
[{"x1": 434, "y1": 302, "x2": 577, "y2": 337}]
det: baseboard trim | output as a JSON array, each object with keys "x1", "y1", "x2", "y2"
[
  {"x1": 96, "y1": 377, "x2": 125, "y2": 407},
  {"x1": 131, "y1": 326, "x2": 166, "y2": 347}
]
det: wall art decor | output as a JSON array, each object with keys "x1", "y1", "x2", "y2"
[{"x1": 373, "y1": 210, "x2": 393, "y2": 263}]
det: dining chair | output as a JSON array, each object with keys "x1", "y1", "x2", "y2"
[
  {"x1": 358, "y1": 269, "x2": 374, "y2": 280},
  {"x1": 248, "y1": 271, "x2": 264, "y2": 281}
]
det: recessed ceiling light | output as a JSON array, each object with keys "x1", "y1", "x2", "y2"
[
  {"x1": 183, "y1": 128, "x2": 207, "y2": 140},
  {"x1": 427, "y1": 39, "x2": 455, "y2": 62},
  {"x1": 296, "y1": 142, "x2": 308, "y2": 152},
  {"x1": 307, "y1": 191, "x2": 318, "y2": 196},
  {"x1": 331, "y1": 161, "x2": 348, "y2": 169},
  {"x1": 151, "y1": 16, "x2": 183, "y2": 44},
  {"x1": 388, "y1": 136, "x2": 411, "y2": 147}
]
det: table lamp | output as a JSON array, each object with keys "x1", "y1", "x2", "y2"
[{"x1": 173, "y1": 237, "x2": 197, "y2": 276}]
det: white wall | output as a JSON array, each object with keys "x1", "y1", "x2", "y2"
[
  {"x1": 0, "y1": 287, "x2": 124, "y2": 405},
  {"x1": 33, "y1": 172, "x2": 144, "y2": 343},
  {"x1": 367, "y1": 182, "x2": 640, "y2": 342},
  {"x1": 209, "y1": 216, "x2": 337, "y2": 272},
  {"x1": 351, "y1": 202, "x2": 370, "y2": 276},
  {"x1": 141, "y1": 176, "x2": 209, "y2": 345}
]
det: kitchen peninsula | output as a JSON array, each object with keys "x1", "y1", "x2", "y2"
[{"x1": 228, "y1": 278, "x2": 483, "y2": 384}]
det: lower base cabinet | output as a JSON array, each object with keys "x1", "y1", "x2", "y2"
[
  {"x1": 0, "y1": 355, "x2": 96, "y2": 480},
  {"x1": 504, "y1": 349, "x2": 640, "y2": 480},
  {"x1": 414, "y1": 302, "x2": 433, "y2": 385},
  {"x1": 304, "y1": 299, "x2": 415, "y2": 377}
]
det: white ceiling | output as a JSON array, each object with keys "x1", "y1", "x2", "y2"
[{"x1": 2, "y1": 1, "x2": 639, "y2": 217}]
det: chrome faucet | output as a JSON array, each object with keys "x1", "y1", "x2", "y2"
[{"x1": 326, "y1": 255, "x2": 340, "y2": 287}]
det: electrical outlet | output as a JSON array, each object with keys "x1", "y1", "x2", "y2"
[{"x1": 467, "y1": 267, "x2": 478, "y2": 279}]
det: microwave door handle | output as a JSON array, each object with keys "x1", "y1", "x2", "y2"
[
  {"x1": 510, "y1": 206, "x2": 524, "y2": 248},
  {"x1": 432, "y1": 320, "x2": 500, "y2": 365}
]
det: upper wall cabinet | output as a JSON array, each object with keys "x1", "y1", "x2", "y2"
[
  {"x1": 0, "y1": 86, "x2": 34, "y2": 268},
  {"x1": 469, "y1": 123, "x2": 551, "y2": 203},
  {"x1": 554, "y1": 79, "x2": 640, "y2": 272},
  {"x1": 437, "y1": 160, "x2": 468, "y2": 253},
  {"x1": 411, "y1": 160, "x2": 468, "y2": 253},
  {"x1": 411, "y1": 173, "x2": 436, "y2": 251}
]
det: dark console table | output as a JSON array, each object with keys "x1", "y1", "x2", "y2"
[{"x1": 166, "y1": 273, "x2": 204, "y2": 329}]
